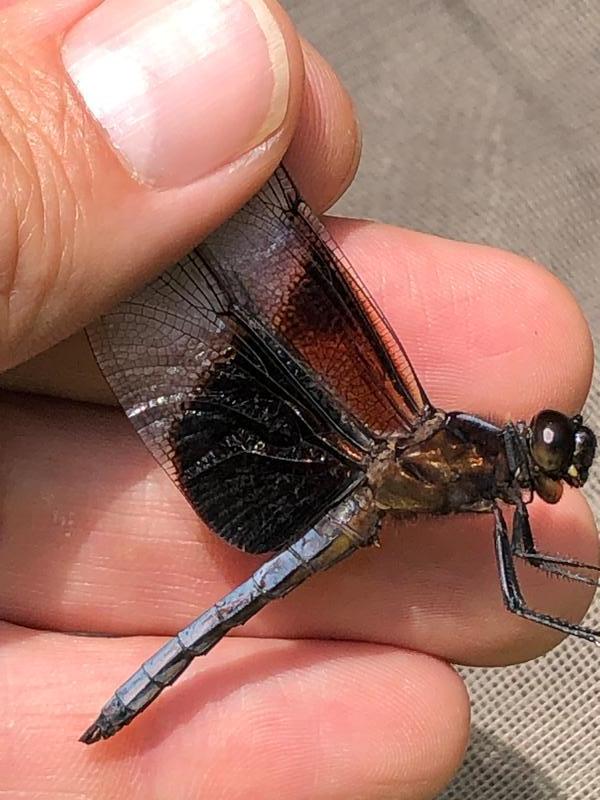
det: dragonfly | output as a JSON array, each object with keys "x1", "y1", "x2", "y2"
[{"x1": 81, "y1": 165, "x2": 597, "y2": 744}]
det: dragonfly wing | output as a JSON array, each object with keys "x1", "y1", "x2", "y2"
[{"x1": 87, "y1": 165, "x2": 427, "y2": 552}]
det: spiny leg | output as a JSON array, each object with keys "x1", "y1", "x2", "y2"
[
  {"x1": 493, "y1": 505, "x2": 600, "y2": 644},
  {"x1": 80, "y1": 501, "x2": 379, "y2": 744},
  {"x1": 511, "y1": 499, "x2": 600, "y2": 587}
]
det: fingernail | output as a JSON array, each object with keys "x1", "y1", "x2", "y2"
[{"x1": 61, "y1": 0, "x2": 290, "y2": 187}]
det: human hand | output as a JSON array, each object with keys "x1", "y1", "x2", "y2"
[{"x1": 0, "y1": 1, "x2": 596, "y2": 798}]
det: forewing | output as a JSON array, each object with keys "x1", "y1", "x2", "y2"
[{"x1": 200, "y1": 166, "x2": 430, "y2": 436}]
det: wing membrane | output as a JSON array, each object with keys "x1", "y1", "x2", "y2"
[
  {"x1": 87, "y1": 165, "x2": 429, "y2": 552},
  {"x1": 199, "y1": 167, "x2": 429, "y2": 436}
]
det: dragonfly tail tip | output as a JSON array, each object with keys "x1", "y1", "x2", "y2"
[{"x1": 79, "y1": 720, "x2": 105, "y2": 745}]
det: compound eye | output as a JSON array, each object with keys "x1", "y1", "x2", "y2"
[{"x1": 531, "y1": 410, "x2": 575, "y2": 473}]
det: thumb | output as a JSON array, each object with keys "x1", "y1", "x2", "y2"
[{"x1": 0, "y1": 0, "x2": 303, "y2": 371}]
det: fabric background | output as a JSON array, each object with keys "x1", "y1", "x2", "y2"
[{"x1": 282, "y1": 1, "x2": 600, "y2": 797}]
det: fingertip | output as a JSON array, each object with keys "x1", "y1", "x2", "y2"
[
  {"x1": 99, "y1": 641, "x2": 471, "y2": 800},
  {"x1": 325, "y1": 219, "x2": 595, "y2": 419},
  {"x1": 1, "y1": 629, "x2": 470, "y2": 799},
  {"x1": 285, "y1": 37, "x2": 362, "y2": 211}
]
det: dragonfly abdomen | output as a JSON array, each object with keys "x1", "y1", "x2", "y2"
[{"x1": 80, "y1": 491, "x2": 379, "y2": 744}]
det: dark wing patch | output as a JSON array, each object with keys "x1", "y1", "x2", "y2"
[{"x1": 170, "y1": 353, "x2": 363, "y2": 553}]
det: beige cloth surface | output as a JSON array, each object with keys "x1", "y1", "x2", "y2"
[{"x1": 283, "y1": 1, "x2": 600, "y2": 797}]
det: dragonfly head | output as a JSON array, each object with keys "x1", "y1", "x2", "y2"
[{"x1": 529, "y1": 410, "x2": 596, "y2": 498}]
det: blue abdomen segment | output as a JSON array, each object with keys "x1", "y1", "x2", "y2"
[{"x1": 80, "y1": 492, "x2": 378, "y2": 744}]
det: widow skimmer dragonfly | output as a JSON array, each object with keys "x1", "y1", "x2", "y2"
[{"x1": 81, "y1": 165, "x2": 597, "y2": 744}]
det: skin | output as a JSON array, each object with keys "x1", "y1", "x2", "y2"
[{"x1": 0, "y1": 1, "x2": 597, "y2": 798}]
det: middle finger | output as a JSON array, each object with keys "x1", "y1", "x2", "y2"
[{"x1": 1, "y1": 223, "x2": 596, "y2": 666}]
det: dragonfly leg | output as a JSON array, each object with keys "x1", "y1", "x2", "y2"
[
  {"x1": 511, "y1": 499, "x2": 600, "y2": 587},
  {"x1": 493, "y1": 505, "x2": 600, "y2": 644},
  {"x1": 80, "y1": 497, "x2": 379, "y2": 744}
]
